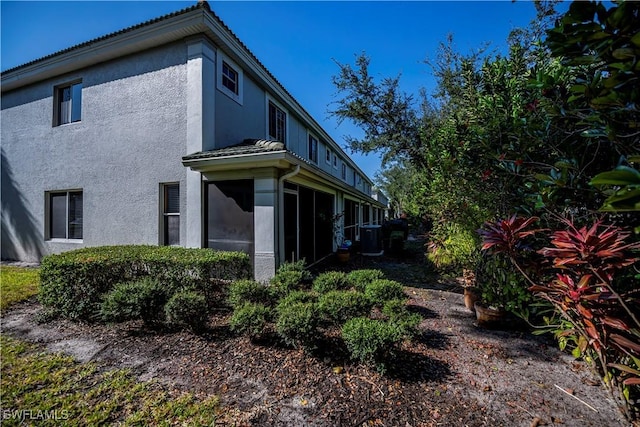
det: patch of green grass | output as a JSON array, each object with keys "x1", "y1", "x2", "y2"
[
  {"x1": 0, "y1": 335, "x2": 218, "y2": 426},
  {"x1": 0, "y1": 266, "x2": 40, "y2": 311}
]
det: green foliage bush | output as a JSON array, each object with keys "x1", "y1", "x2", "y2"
[
  {"x1": 275, "y1": 301, "x2": 319, "y2": 349},
  {"x1": 312, "y1": 271, "x2": 348, "y2": 294},
  {"x1": 341, "y1": 317, "x2": 410, "y2": 373},
  {"x1": 40, "y1": 245, "x2": 250, "y2": 320},
  {"x1": 276, "y1": 260, "x2": 313, "y2": 282},
  {"x1": 346, "y1": 269, "x2": 385, "y2": 292},
  {"x1": 276, "y1": 290, "x2": 317, "y2": 312},
  {"x1": 381, "y1": 299, "x2": 422, "y2": 338},
  {"x1": 475, "y1": 253, "x2": 532, "y2": 316},
  {"x1": 317, "y1": 290, "x2": 371, "y2": 324},
  {"x1": 229, "y1": 302, "x2": 271, "y2": 338},
  {"x1": 269, "y1": 270, "x2": 307, "y2": 299},
  {"x1": 100, "y1": 277, "x2": 168, "y2": 325},
  {"x1": 228, "y1": 280, "x2": 271, "y2": 309},
  {"x1": 427, "y1": 223, "x2": 479, "y2": 274},
  {"x1": 364, "y1": 279, "x2": 405, "y2": 306},
  {"x1": 164, "y1": 290, "x2": 208, "y2": 332}
]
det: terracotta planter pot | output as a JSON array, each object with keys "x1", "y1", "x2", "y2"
[
  {"x1": 336, "y1": 250, "x2": 350, "y2": 263},
  {"x1": 463, "y1": 287, "x2": 480, "y2": 312},
  {"x1": 474, "y1": 301, "x2": 506, "y2": 327}
]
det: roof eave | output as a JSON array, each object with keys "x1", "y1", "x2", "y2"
[{"x1": 1, "y1": 8, "x2": 207, "y2": 93}]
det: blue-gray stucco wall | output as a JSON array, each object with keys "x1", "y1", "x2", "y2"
[{"x1": 1, "y1": 43, "x2": 188, "y2": 261}]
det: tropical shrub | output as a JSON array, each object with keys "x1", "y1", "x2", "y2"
[
  {"x1": 229, "y1": 302, "x2": 271, "y2": 339},
  {"x1": 164, "y1": 290, "x2": 208, "y2": 332},
  {"x1": 364, "y1": 279, "x2": 406, "y2": 306},
  {"x1": 427, "y1": 223, "x2": 480, "y2": 273},
  {"x1": 40, "y1": 245, "x2": 250, "y2": 320},
  {"x1": 346, "y1": 269, "x2": 385, "y2": 292},
  {"x1": 100, "y1": 277, "x2": 168, "y2": 325},
  {"x1": 480, "y1": 216, "x2": 640, "y2": 421},
  {"x1": 312, "y1": 271, "x2": 349, "y2": 294},
  {"x1": 317, "y1": 290, "x2": 371, "y2": 325}
]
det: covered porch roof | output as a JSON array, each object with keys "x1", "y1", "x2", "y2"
[{"x1": 182, "y1": 139, "x2": 385, "y2": 208}]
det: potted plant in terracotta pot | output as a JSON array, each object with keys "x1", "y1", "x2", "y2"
[
  {"x1": 475, "y1": 216, "x2": 539, "y2": 327},
  {"x1": 462, "y1": 268, "x2": 480, "y2": 312}
]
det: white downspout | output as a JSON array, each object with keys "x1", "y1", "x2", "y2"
[{"x1": 277, "y1": 164, "x2": 301, "y2": 266}]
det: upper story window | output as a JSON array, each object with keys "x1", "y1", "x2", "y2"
[
  {"x1": 333, "y1": 153, "x2": 338, "y2": 169},
  {"x1": 341, "y1": 163, "x2": 347, "y2": 180},
  {"x1": 357, "y1": 174, "x2": 362, "y2": 185},
  {"x1": 54, "y1": 81, "x2": 82, "y2": 126},
  {"x1": 308, "y1": 135, "x2": 318, "y2": 164},
  {"x1": 268, "y1": 100, "x2": 287, "y2": 143},
  {"x1": 222, "y1": 62, "x2": 238, "y2": 94},
  {"x1": 217, "y1": 53, "x2": 243, "y2": 104},
  {"x1": 326, "y1": 147, "x2": 332, "y2": 164}
]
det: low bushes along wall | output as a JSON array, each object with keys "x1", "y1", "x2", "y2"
[{"x1": 40, "y1": 245, "x2": 251, "y2": 320}]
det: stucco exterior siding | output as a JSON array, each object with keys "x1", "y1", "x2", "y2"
[
  {"x1": 1, "y1": 43, "x2": 189, "y2": 261},
  {"x1": 214, "y1": 73, "x2": 265, "y2": 148}
]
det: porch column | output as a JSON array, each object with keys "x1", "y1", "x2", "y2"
[
  {"x1": 254, "y1": 176, "x2": 278, "y2": 282},
  {"x1": 185, "y1": 37, "x2": 215, "y2": 248}
]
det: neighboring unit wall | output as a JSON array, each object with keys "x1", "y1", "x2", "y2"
[
  {"x1": 215, "y1": 72, "x2": 265, "y2": 148},
  {"x1": 1, "y1": 43, "x2": 189, "y2": 261}
]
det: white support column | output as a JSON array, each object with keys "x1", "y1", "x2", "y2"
[
  {"x1": 185, "y1": 37, "x2": 215, "y2": 248},
  {"x1": 254, "y1": 176, "x2": 278, "y2": 282}
]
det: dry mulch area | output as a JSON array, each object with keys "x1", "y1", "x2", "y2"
[{"x1": 0, "y1": 248, "x2": 628, "y2": 426}]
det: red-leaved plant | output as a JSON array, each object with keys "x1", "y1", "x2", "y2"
[{"x1": 479, "y1": 216, "x2": 640, "y2": 422}]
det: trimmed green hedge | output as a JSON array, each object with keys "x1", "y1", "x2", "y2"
[{"x1": 40, "y1": 245, "x2": 251, "y2": 320}]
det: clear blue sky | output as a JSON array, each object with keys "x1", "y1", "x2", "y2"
[{"x1": 1, "y1": 1, "x2": 549, "y2": 181}]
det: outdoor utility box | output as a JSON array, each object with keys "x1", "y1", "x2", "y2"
[{"x1": 360, "y1": 225, "x2": 384, "y2": 256}]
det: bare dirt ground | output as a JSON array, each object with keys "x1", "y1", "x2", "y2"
[{"x1": 0, "y1": 247, "x2": 629, "y2": 426}]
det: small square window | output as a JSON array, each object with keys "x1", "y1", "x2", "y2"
[
  {"x1": 222, "y1": 61, "x2": 238, "y2": 95},
  {"x1": 55, "y1": 81, "x2": 82, "y2": 126}
]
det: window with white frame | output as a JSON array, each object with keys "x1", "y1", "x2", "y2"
[
  {"x1": 217, "y1": 53, "x2": 243, "y2": 104},
  {"x1": 333, "y1": 153, "x2": 338, "y2": 169},
  {"x1": 325, "y1": 147, "x2": 331, "y2": 164},
  {"x1": 162, "y1": 183, "x2": 180, "y2": 246},
  {"x1": 54, "y1": 81, "x2": 82, "y2": 126},
  {"x1": 308, "y1": 134, "x2": 318, "y2": 163},
  {"x1": 341, "y1": 163, "x2": 347, "y2": 180},
  {"x1": 268, "y1": 100, "x2": 287, "y2": 143},
  {"x1": 48, "y1": 190, "x2": 83, "y2": 239}
]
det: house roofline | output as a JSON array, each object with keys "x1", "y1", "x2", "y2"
[{"x1": 1, "y1": 1, "x2": 374, "y2": 186}]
